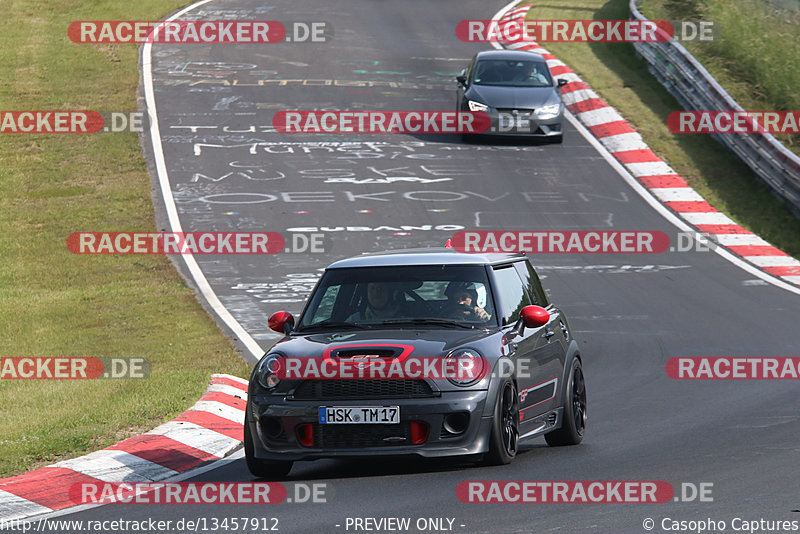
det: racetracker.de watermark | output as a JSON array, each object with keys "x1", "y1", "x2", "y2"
[
  {"x1": 457, "y1": 19, "x2": 673, "y2": 42},
  {"x1": 450, "y1": 231, "x2": 731, "y2": 254},
  {"x1": 68, "y1": 21, "x2": 330, "y2": 43},
  {"x1": 68, "y1": 482, "x2": 328, "y2": 505},
  {"x1": 0, "y1": 111, "x2": 146, "y2": 134},
  {"x1": 273, "y1": 355, "x2": 490, "y2": 381},
  {"x1": 66, "y1": 232, "x2": 327, "y2": 254},
  {"x1": 273, "y1": 111, "x2": 491, "y2": 134},
  {"x1": 668, "y1": 110, "x2": 800, "y2": 134},
  {"x1": 456, "y1": 481, "x2": 674, "y2": 503},
  {"x1": 667, "y1": 357, "x2": 800, "y2": 379},
  {"x1": 0, "y1": 357, "x2": 150, "y2": 379},
  {"x1": 451, "y1": 231, "x2": 669, "y2": 253}
]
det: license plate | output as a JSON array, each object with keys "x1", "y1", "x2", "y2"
[
  {"x1": 499, "y1": 116, "x2": 531, "y2": 130},
  {"x1": 319, "y1": 406, "x2": 400, "y2": 424}
]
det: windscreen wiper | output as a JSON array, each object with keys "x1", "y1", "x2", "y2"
[
  {"x1": 298, "y1": 320, "x2": 369, "y2": 332},
  {"x1": 378, "y1": 318, "x2": 475, "y2": 329}
]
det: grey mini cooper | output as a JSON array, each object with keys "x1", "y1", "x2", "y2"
[{"x1": 245, "y1": 249, "x2": 586, "y2": 477}]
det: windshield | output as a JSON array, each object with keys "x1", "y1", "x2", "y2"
[
  {"x1": 472, "y1": 59, "x2": 553, "y2": 87},
  {"x1": 297, "y1": 265, "x2": 498, "y2": 329}
]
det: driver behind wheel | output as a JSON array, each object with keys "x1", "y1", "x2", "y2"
[
  {"x1": 349, "y1": 282, "x2": 403, "y2": 320},
  {"x1": 444, "y1": 282, "x2": 491, "y2": 321}
]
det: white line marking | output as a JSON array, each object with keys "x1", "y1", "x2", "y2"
[
  {"x1": 143, "y1": 0, "x2": 263, "y2": 364},
  {"x1": 0, "y1": 490, "x2": 52, "y2": 522},
  {"x1": 600, "y1": 132, "x2": 648, "y2": 152},
  {"x1": 745, "y1": 255, "x2": 800, "y2": 267},
  {"x1": 205, "y1": 383, "x2": 248, "y2": 398},
  {"x1": 680, "y1": 212, "x2": 736, "y2": 225},
  {"x1": 54, "y1": 450, "x2": 177, "y2": 482},
  {"x1": 650, "y1": 187, "x2": 705, "y2": 202},
  {"x1": 713, "y1": 234, "x2": 770, "y2": 247},
  {"x1": 575, "y1": 107, "x2": 623, "y2": 127},
  {"x1": 626, "y1": 161, "x2": 676, "y2": 177},
  {"x1": 146, "y1": 420, "x2": 241, "y2": 456}
]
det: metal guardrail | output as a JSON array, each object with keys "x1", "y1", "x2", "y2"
[{"x1": 629, "y1": 0, "x2": 800, "y2": 217}]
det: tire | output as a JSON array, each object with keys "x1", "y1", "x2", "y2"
[
  {"x1": 545, "y1": 358, "x2": 586, "y2": 446},
  {"x1": 484, "y1": 380, "x2": 519, "y2": 465},
  {"x1": 244, "y1": 412, "x2": 293, "y2": 478}
]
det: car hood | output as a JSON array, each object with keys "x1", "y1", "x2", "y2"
[
  {"x1": 269, "y1": 328, "x2": 501, "y2": 360},
  {"x1": 466, "y1": 84, "x2": 559, "y2": 109}
]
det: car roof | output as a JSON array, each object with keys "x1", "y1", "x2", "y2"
[
  {"x1": 326, "y1": 248, "x2": 527, "y2": 269},
  {"x1": 474, "y1": 49, "x2": 546, "y2": 62}
]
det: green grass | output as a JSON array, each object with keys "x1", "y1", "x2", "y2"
[
  {"x1": 523, "y1": 0, "x2": 800, "y2": 258},
  {"x1": 0, "y1": 1, "x2": 252, "y2": 477},
  {"x1": 642, "y1": 0, "x2": 800, "y2": 153}
]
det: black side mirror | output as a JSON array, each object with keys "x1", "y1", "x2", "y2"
[
  {"x1": 557, "y1": 79, "x2": 568, "y2": 87},
  {"x1": 456, "y1": 75, "x2": 467, "y2": 86}
]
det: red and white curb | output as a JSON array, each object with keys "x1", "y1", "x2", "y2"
[
  {"x1": 0, "y1": 374, "x2": 248, "y2": 522},
  {"x1": 493, "y1": 3, "x2": 800, "y2": 290}
]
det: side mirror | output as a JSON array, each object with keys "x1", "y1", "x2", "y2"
[
  {"x1": 456, "y1": 75, "x2": 467, "y2": 85},
  {"x1": 520, "y1": 305, "x2": 550, "y2": 328},
  {"x1": 268, "y1": 311, "x2": 295, "y2": 334},
  {"x1": 557, "y1": 79, "x2": 568, "y2": 87}
]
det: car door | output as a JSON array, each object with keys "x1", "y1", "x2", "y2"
[
  {"x1": 513, "y1": 260, "x2": 568, "y2": 417},
  {"x1": 491, "y1": 264, "x2": 556, "y2": 423}
]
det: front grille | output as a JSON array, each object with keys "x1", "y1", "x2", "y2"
[
  {"x1": 497, "y1": 108, "x2": 534, "y2": 115},
  {"x1": 312, "y1": 422, "x2": 411, "y2": 448},
  {"x1": 292, "y1": 380, "x2": 434, "y2": 400}
]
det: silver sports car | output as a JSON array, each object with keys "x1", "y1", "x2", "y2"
[{"x1": 457, "y1": 49, "x2": 566, "y2": 142}]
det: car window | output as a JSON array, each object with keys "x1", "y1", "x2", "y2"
[
  {"x1": 472, "y1": 59, "x2": 553, "y2": 87},
  {"x1": 492, "y1": 265, "x2": 532, "y2": 326},
  {"x1": 512, "y1": 260, "x2": 550, "y2": 307},
  {"x1": 304, "y1": 284, "x2": 340, "y2": 324},
  {"x1": 298, "y1": 265, "x2": 498, "y2": 328}
]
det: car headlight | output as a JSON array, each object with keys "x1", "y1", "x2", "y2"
[
  {"x1": 535, "y1": 103, "x2": 562, "y2": 119},
  {"x1": 255, "y1": 353, "x2": 282, "y2": 389},
  {"x1": 446, "y1": 349, "x2": 486, "y2": 387},
  {"x1": 468, "y1": 100, "x2": 489, "y2": 112}
]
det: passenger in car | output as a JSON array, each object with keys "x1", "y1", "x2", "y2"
[{"x1": 444, "y1": 282, "x2": 491, "y2": 321}]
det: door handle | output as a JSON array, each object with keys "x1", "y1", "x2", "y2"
[{"x1": 543, "y1": 330, "x2": 555, "y2": 339}]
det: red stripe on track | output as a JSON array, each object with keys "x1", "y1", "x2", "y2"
[
  {"x1": 588, "y1": 121, "x2": 636, "y2": 138},
  {"x1": 0, "y1": 467, "x2": 100, "y2": 510},
  {"x1": 549, "y1": 65, "x2": 572, "y2": 76},
  {"x1": 613, "y1": 149, "x2": 660, "y2": 164},
  {"x1": 559, "y1": 81, "x2": 589, "y2": 94},
  {"x1": 174, "y1": 411, "x2": 243, "y2": 441},
  {"x1": 199, "y1": 391, "x2": 247, "y2": 410},
  {"x1": 210, "y1": 375, "x2": 248, "y2": 392},
  {"x1": 637, "y1": 174, "x2": 688, "y2": 188},
  {"x1": 763, "y1": 266, "x2": 800, "y2": 276},
  {"x1": 729, "y1": 245, "x2": 789, "y2": 257},
  {"x1": 664, "y1": 201, "x2": 717, "y2": 213},
  {"x1": 107, "y1": 434, "x2": 217, "y2": 473},
  {"x1": 568, "y1": 98, "x2": 608, "y2": 114}
]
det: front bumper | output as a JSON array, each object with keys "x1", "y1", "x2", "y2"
[
  {"x1": 465, "y1": 106, "x2": 563, "y2": 137},
  {"x1": 247, "y1": 389, "x2": 492, "y2": 461}
]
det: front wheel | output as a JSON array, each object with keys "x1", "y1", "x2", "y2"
[
  {"x1": 244, "y1": 412, "x2": 293, "y2": 478},
  {"x1": 484, "y1": 380, "x2": 519, "y2": 465},
  {"x1": 545, "y1": 358, "x2": 586, "y2": 446}
]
